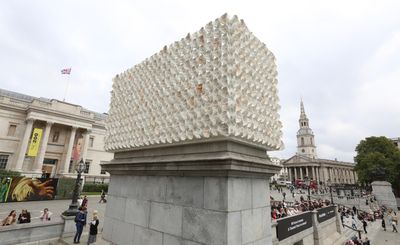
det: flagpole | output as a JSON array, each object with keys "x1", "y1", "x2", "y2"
[
  {"x1": 61, "y1": 68, "x2": 72, "y2": 102},
  {"x1": 63, "y1": 76, "x2": 70, "y2": 102}
]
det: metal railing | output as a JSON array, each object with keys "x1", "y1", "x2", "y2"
[{"x1": 342, "y1": 224, "x2": 362, "y2": 239}]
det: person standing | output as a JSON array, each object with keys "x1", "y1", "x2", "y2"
[
  {"x1": 74, "y1": 207, "x2": 87, "y2": 244},
  {"x1": 362, "y1": 219, "x2": 368, "y2": 234},
  {"x1": 81, "y1": 195, "x2": 88, "y2": 208},
  {"x1": 392, "y1": 218, "x2": 398, "y2": 233},
  {"x1": 87, "y1": 210, "x2": 99, "y2": 244},
  {"x1": 351, "y1": 217, "x2": 357, "y2": 229},
  {"x1": 381, "y1": 216, "x2": 386, "y2": 231}
]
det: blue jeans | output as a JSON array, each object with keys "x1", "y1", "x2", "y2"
[{"x1": 74, "y1": 223, "x2": 84, "y2": 242}]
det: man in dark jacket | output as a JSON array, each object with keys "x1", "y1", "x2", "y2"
[{"x1": 74, "y1": 207, "x2": 87, "y2": 244}]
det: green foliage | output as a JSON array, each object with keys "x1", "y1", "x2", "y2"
[
  {"x1": 82, "y1": 183, "x2": 108, "y2": 193},
  {"x1": 55, "y1": 178, "x2": 76, "y2": 199},
  {"x1": 0, "y1": 169, "x2": 22, "y2": 178},
  {"x1": 354, "y1": 136, "x2": 400, "y2": 188}
]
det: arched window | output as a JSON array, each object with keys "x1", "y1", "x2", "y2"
[
  {"x1": 310, "y1": 138, "x2": 313, "y2": 145},
  {"x1": 301, "y1": 137, "x2": 304, "y2": 145}
]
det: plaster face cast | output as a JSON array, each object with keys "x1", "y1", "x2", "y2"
[{"x1": 105, "y1": 14, "x2": 283, "y2": 152}]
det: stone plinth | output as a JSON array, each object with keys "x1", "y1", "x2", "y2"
[
  {"x1": 102, "y1": 141, "x2": 280, "y2": 245},
  {"x1": 371, "y1": 181, "x2": 397, "y2": 211}
]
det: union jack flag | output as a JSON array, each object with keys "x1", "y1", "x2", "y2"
[{"x1": 61, "y1": 68, "x2": 71, "y2": 74}]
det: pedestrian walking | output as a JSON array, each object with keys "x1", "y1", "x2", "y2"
[
  {"x1": 74, "y1": 206, "x2": 87, "y2": 244},
  {"x1": 351, "y1": 217, "x2": 357, "y2": 229},
  {"x1": 363, "y1": 237, "x2": 370, "y2": 245},
  {"x1": 382, "y1": 217, "x2": 386, "y2": 231},
  {"x1": 392, "y1": 219, "x2": 398, "y2": 233},
  {"x1": 87, "y1": 210, "x2": 99, "y2": 244},
  {"x1": 99, "y1": 190, "x2": 107, "y2": 203},
  {"x1": 362, "y1": 219, "x2": 367, "y2": 234}
]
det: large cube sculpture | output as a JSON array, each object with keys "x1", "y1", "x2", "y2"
[
  {"x1": 105, "y1": 14, "x2": 282, "y2": 152},
  {"x1": 102, "y1": 14, "x2": 283, "y2": 245}
]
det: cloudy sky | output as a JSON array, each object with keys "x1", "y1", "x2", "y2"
[{"x1": 1, "y1": 0, "x2": 399, "y2": 162}]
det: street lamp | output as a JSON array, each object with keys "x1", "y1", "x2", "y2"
[
  {"x1": 63, "y1": 159, "x2": 86, "y2": 216},
  {"x1": 304, "y1": 176, "x2": 311, "y2": 201},
  {"x1": 327, "y1": 179, "x2": 334, "y2": 205}
]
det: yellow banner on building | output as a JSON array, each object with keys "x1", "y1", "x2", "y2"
[{"x1": 27, "y1": 128, "x2": 43, "y2": 157}]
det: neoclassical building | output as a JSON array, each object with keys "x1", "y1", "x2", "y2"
[
  {"x1": 0, "y1": 89, "x2": 113, "y2": 179},
  {"x1": 282, "y1": 101, "x2": 357, "y2": 185}
]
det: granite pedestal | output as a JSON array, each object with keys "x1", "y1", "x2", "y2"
[{"x1": 102, "y1": 141, "x2": 280, "y2": 245}]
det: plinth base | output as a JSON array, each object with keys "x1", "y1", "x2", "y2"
[{"x1": 102, "y1": 140, "x2": 279, "y2": 245}]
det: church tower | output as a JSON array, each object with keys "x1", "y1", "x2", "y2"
[{"x1": 297, "y1": 100, "x2": 317, "y2": 158}]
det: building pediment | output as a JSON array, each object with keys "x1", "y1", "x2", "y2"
[{"x1": 283, "y1": 154, "x2": 315, "y2": 165}]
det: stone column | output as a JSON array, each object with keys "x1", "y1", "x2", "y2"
[
  {"x1": 288, "y1": 167, "x2": 292, "y2": 182},
  {"x1": 59, "y1": 126, "x2": 77, "y2": 174},
  {"x1": 300, "y1": 167, "x2": 304, "y2": 179},
  {"x1": 316, "y1": 167, "x2": 320, "y2": 183},
  {"x1": 14, "y1": 118, "x2": 34, "y2": 171},
  {"x1": 311, "y1": 166, "x2": 315, "y2": 180},
  {"x1": 32, "y1": 121, "x2": 53, "y2": 173},
  {"x1": 305, "y1": 166, "x2": 309, "y2": 178},
  {"x1": 294, "y1": 167, "x2": 298, "y2": 180},
  {"x1": 102, "y1": 141, "x2": 280, "y2": 245},
  {"x1": 81, "y1": 129, "x2": 92, "y2": 162}
]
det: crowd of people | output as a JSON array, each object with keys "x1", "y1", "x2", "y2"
[{"x1": 271, "y1": 196, "x2": 331, "y2": 220}]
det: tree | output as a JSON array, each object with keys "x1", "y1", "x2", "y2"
[{"x1": 354, "y1": 136, "x2": 400, "y2": 190}]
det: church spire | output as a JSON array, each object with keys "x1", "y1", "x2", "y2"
[
  {"x1": 297, "y1": 100, "x2": 317, "y2": 158},
  {"x1": 300, "y1": 99, "x2": 307, "y2": 119}
]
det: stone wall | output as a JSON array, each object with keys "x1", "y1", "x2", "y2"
[
  {"x1": 103, "y1": 175, "x2": 271, "y2": 245},
  {"x1": 0, "y1": 221, "x2": 63, "y2": 245}
]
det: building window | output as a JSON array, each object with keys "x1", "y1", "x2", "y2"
[
  {"x1": 100, "y1": 161, "x2": 108, "y2": 175},
  {"x1": 89, "y1": 136, "x2": 94, "y2": 147},
  {"x1": 302, "y1": 149, "x2": 305, "y2": 153},
  {"x1": 0, "y1": 155, "x2": 9, "y2": 169},
  {"x1": 84, "y1": 161, "x2": 91, "y2": 174},
  {"x1": 52, "y1": 131, "x2": 60, "y2": 143},
  {"x1": 301, "y1": 137, "x2": 304, "y2": 146},
  {"x1": 7, "y1": 124, "x2": 17, "y2": 137}
]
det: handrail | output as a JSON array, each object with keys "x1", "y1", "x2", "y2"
[{"x1": 342, "y1": 224, "x2": 362, "y2": 239}]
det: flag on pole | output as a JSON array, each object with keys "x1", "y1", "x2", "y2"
[{"x1": 61, "y1": 68, "x2": 71, "y2": 74}]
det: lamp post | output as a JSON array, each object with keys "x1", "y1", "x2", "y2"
[
  {"x1": 304, "y1": 176, "x2": 311, "y2": 201},
  {"x1": 327, "y1": 179, "x2": 334, "y2": 205},
  {"x1": 63, "y1": 159, "x2": 86, "y2": 216}
]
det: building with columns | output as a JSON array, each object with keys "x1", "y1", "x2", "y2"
[
  {"x1": 0, "y1": 89, "x2": 113, "y2": 179},
  {"x1": 283, "y1": 100, "x2": 357, "y2": 185}
]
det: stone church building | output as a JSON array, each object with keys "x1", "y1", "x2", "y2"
[{"x1": 283, "y1": 101, "x2": 357, "y2": 185}]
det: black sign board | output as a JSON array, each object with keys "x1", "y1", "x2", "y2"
[
  {"x1": 317, "y1": 206, "x2": 336, "y2": 223},
  {"x1": 276, "y1": 212, "x2": 313, "y2": 241}
]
